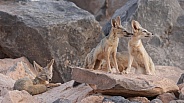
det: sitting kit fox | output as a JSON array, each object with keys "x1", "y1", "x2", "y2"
[
  {"x1": 13, "y1": 59, "x2": 61, "y2": 95},
  {"x1": 125, "y1": 20, "x2": 155, "y2": 75},
  {"x1": 84, "y1": 16, "x2": 133, "y2": 73}
]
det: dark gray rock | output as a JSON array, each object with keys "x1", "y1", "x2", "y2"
[
  {"x1": 102, "y1": 96, "x2": 140, "y2": 103},
  {"x1": 68, "y1": 0, "x2": 129, "y2": 26},
  {"x1": 53, "y1": 99, "x2": 71, "y2": 103},
  {"x1": 178, "y1": 73, "x2": 184, "y2": 84},
  {"x1": 150, "y1": 99, "x2": 163, "y2": 103},
  {"x1": 178, "y1": 0, "x2": 184, "y2": 10},
  {"x1": 103, "y1": 0, "x2": 184, "y2": 70},
  {"x1": 170, "y1": 100, "x2": 184, "y2": 103},
  {"x1": 0, "y1": 0, "x2": 102, "y2": 83}
]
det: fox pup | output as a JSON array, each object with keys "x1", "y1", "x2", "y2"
[
  {"x1": 84, "y1": 16, "x2": 133, "y2": 73},
  {"x1": 125, "y1": 20, "x2": 155, "y2": 75},
  {"x1": 13, "y1": 59, "x2": 61, "y2": 95}
]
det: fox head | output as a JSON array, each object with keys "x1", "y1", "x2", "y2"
[
  {"x1": 131, "y1": 20, "x2": 153, "y2": 39},
  {"x1": 33, "y1": 59, "x2": 54, "y2": 84},
  {"x1": 111, "y1": 16, "x2": 133, "y2": 38}
]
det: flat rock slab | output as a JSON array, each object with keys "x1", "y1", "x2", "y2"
[
  {"x1": 71, "y1": 67, "x2": 179, "y2": 97},
  {"x1": 34, "y1": 80, "x2": 92, "y2": 103}
]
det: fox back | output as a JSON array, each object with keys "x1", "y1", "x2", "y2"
[{"x1": 13, "y1": 59, "x2": 54, "y2": 95}]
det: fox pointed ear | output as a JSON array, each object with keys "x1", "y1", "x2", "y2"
[
  {"x1": 46, "y1": 59, "x2": 54, "y2": 72},
  {"x1": 116, "y1": 16, "x2": 121, "y2": 25},
  {"x1": 33, "y1": 61, "x2": 43, "y2": 73},
  {"x1": 111, "y1": 19, "x2": 117, "y2": 27},
  {"x1": 131, "y1": 20, "x2": 140, "y2": 31}
]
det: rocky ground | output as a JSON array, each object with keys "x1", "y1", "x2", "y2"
[
  {"x1": 0, "y1": 57, "x2": 184, "y2": 103},
  {"x1": 0, "y1": 0, "x2": 184, "y2": 103}
]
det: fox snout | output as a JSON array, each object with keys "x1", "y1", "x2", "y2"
[{"x1": 144, "y1": 32, "x2": 154, "y2": 37}]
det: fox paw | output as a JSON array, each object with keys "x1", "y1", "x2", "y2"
[
  {"x1": 146, "y1": 72, "x2": 153, "y2": 75},
  {"x1": 56, "y1": 83, "x2": 61, "y2": 86}
]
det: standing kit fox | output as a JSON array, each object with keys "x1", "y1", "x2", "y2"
[
  {"x1": 84, "y1": 16, "x2": 133, "y2": 73},
  {"x1": 13, "y1": 59, "x2": 61, "y2": 95}
]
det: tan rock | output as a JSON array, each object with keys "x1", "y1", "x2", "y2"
[
  {"x1": 6, "y1": 61, "x2": 36, "y2": 80},
  {"x1": 155, "y1": 66, "x2": 183, "y2": 83},
  {"x1": 128, "y1": 97, "x2": 150, "y2": 103},
  {"x1": 81, "y1": 95, "x2": 104, "y2": 103},
  {"x1": 0, "y1": 57, "x2": 34, "y2": 73},
  {"x1": 2, "y1": 90, "x2": 38, "y2": 103},
  {"x1": 157, "y1": 93, "x2": 176, "y2": 103},
  {"x1": 71, "y1": 67, "x2": 179, "y2": 97},
  {"x1": 178, "y1": 83, "x2": 184, "y2": 90},
  {"x1": 0, "y1": 73, "x2": 15, "y2": 96},
  {"x1": 0, "y1": 96, "x2": 3, "y2": 103},
  {"x1": 34, "y1": 80, "x2": 92, "y2": 103}
]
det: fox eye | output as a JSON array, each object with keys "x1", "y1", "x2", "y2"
[{"x1": 143, "y1": 30, "x2": 146, "y2": 32}]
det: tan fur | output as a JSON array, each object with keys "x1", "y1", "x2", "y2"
[
  {"x1": 125, "y1": 20, "x2": 155, "y2": 75},
  {"x1": 84, "y1": 16, "x2": 133, "y2": 73},
  {"x1": 13, "y1": 59, "x2": 61, "y2": 95},
  {"x1": 101, "y1": 51, "x2": 137, "y2": 72}
]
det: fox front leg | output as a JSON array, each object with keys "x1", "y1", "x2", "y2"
[
  {"x1": 125, "y1": 54, "x2": 134, "y2": 74},
  {"x1": 106, "y1": 51, "x2": 113, "y2": 73},
  {"x1": 112, "y1": 51, "x2": 120, "y2": 74},
  {"x1": 143, "y1": 55, "x2": 152, "y2": 75}
]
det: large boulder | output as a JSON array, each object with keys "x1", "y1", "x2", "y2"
[
  {"x1": 68, "y1": 0, "x2": 129, "y2": 26},
  {"x1": 0, "y1": 0, "x2": 102, "y2": 83},
  {"x1": 103, "y1": 0, "x2": 184, "y2": 70},
  {"x1": 71, "y1": 67, "x2": 179, "y2": 97}
]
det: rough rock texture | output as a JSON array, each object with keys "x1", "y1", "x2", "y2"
[
  {"x1": 155, "y1": 66, "x2": 183, "y2": 83},
  {"x1": 156, "y1": 93, "x2": 177, "y2": 103},
  {"x1": 0, "y1": 57, "x2": 34, "y2": 73},
  {"x1": 53, "y1": 99, "x2": 71, "y2": 103},
  {"x1": 80, "y1": 95, "x2": 104, "y2": 103},
  {"x1": 0, "y1": 0, "x2": 102, "y2": 83},
  {"x1": 1, "y1": 90, "x2": 38, "y2": 103},
  {"x1": 6, "y1": 61, "x2": 35, "y2": 80},
  {"x1": 178, "y1": 83, "x2": 184, "y2": 90},
  {"x1": 179, "y1": 87, "x2": 184, "y2": 100},
  {"x1": 178, "y1": 0, "x2": 184, "y2": 9},
  {"x1": 102, "y1": 96, "x2": 138, "y2": 103},
  {"x1": 150, "y1": 99, "x2": 163, "y2": 103},
  {"x1": 34, "y1": 80, "x2": 92, "y2": 103},
  {"x1": 68, "y1": 0, "x2": 129, "y2": 26},
  {"x1": 128, "y1": 97, "x2": 150, "y2": 103},
  {"x1": 103, "y1": 0, "x2": 184, "y2": 70},
  {"x1": 0, "y1": 74, "x2": 15, "y2": 96},
  {"x1": 178, "y1": 73, "x2": 184, "y2": 84},
  {"x1": 170, "y1": 100, "x2": 184, "y2": 103},
  {"x1": 71, "y1": 67, "x2": 179, "y2": 97}
]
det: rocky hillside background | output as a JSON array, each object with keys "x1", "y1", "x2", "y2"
[{"x1": 0, "y1": 0, "x2": 184, "y2": 83}]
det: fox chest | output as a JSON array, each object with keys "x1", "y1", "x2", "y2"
[{"x1": 130, "y1": 48, "x2": 144, "y2": 63}]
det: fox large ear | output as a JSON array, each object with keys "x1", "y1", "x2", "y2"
[
  {"x1": 116, "y1": 16, "x2": 121, "y2": 25},
  {"x1": 111, "y1": 19, "x2": 117, "y2": 27},
  {"x1": 33, "y1": 61, "x2": 43, "y2": 73},
  {"x1": 131, "y1": 20, "x2": 140, "y2": 31},
  {"x1": 46, "y1": 59, "x2": 54, "y2": 72}
]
